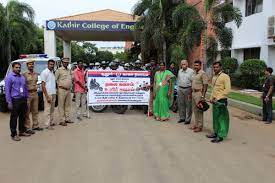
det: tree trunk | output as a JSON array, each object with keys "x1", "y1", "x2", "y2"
[
  {"x1": 7, "y1": 39, "x2": 11, "y2": 64},
  {"x1": 163, "y1": 39, "x2": 167, "y2": 65}
]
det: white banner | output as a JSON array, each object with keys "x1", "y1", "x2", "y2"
[{"x1": 87, "y1": 70, "x2": 151, "y2": 106}]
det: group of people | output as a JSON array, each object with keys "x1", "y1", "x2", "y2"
[
  {"x1": 5, "y1": 58, "x2": 88, "y2": 141},
  {"x1": 5, "y1": 56, "x2": 273, "y2": 143},
  {"x1": 152, "y1": 60, "x2": 231, "y2": 143}
]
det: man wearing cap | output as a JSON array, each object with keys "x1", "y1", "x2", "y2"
[
  {"x1": 55, "y1": 58, "x2": 74, "y2": 126},
  {"x1": 190, "y1": 60, "x2": 208, "y2": 133},
  {"x1": 23, "y1": 59, "x2": 43, "y2": 135}
]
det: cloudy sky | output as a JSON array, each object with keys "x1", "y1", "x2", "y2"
[{"x1": 1, "y1": 0, "x2": 138, "y2": 47}]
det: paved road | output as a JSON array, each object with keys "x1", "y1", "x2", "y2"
[{"x1": 0, "y1": 106, "x2": 275, "y2": 183}]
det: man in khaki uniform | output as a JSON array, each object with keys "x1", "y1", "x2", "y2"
[
  {"x1": 190, "y1": 60, "x2": 208, "y2": 132},
  {"x1": 23, "y1": 59, "x2": 43, "y2": 135},
  {"x1": 55, "y1": 58, "x2": 73, "y2": 126}
]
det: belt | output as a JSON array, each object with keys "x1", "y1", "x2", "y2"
[
  {"x1": 179, "y1": 86, "x2": 191, "y2": 89},
  {"x1": 58, "y1": 86, "x2": 70, "y2": 90},
  {"x1": 192, "y1": 89, "x2": 202, "y2": 92},
  {"x1": 28, "y1": 89, "x2": 37, "y2": 93}
]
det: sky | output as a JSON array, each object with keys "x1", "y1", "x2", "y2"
[{"x1": 1, "y1": 0, "x2": 138, "y2": 47}]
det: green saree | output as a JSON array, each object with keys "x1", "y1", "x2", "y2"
[{"x1": 153, "y1": 70, "x2": 175, "y2": 120}]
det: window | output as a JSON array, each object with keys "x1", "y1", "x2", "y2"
[
  {"x1": 244, "y1": 47, "x2": 261, "y2": 60},
  {"x1": 246, "y1": 0, "x2": 263, "y2": 16}
]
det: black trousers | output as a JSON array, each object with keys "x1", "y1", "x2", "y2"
[{"x1": 10, "y1": 98, "x2": 27, "y2": 137}]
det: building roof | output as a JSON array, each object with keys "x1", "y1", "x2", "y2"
[{"x1": 52, "y1": 9, "x2": 138, "y2": 22}]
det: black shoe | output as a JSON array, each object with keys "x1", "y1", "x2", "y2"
[
  {"x1": 65, "y1": 120, "x2": 74, "y2": 124},
  {"x1": 206, "y1": 133, "x2": 217, "y2": 139},
  {"x1": 265, "y1": 121, "x2": 272, "y2": 124},
  {"x1": 26, "y1": 130, "x2": 35, "y2": 135},
  {"x1": 211, "y1": 137, "x2": 223, "y2": 143},
  {"x1": 178, "y1": 119, "x2": 185, "y2": 123},
  {"x1": 184, "y1": 121, "x2": 190, "y2": 125},
  {"x1": 33, "y1": 127, "x2": 43, "y2": 131}
]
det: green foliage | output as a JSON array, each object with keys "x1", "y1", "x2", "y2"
[
  {"x1": 0, "y1": 0, "x2": 36, "y2": 77},
  {"x1": 169, "y1": 44, "x2": 186, "y2": 66},
  {"x1": 206, "y1": 36, "x2": 218, "y2": 66},
  {"x1": 95, "y1": 51, "x2": 114, "y2": 62},
  {"x1": 239, "y1": 59, "x2": 267, "y2": 89},
  {"x1": 220, "y1": 57, "x2": 238, "y2": 75},
  {"x1": 114, "y1": 52, "x2": 129, "y2": 62}
]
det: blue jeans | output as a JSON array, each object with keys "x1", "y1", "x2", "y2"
[{"x1": 262, "y1": 96, "x2": 273, "y2": 122}]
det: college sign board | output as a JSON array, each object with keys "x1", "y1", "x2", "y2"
[
  {"x1": 87, "y1": 70, "x2": 150, "y2": 106},
  {"x1": 46, "y1": 20, "x2": 135, "y2": 32}
]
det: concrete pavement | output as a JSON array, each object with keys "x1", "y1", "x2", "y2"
[{"x1": 0, "y1": 106, "x2": 275, "y2": 183}]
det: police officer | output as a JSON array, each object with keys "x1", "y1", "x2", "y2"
[
  {"x1": 190, "y1": 60, "x2": 208, "y2": 132},
  {"x1": 55, "y1": 58, "x2": 74, "y2": 126},
  {"x1": 23, "y1": 59, "x2": 43, "y2": 135}
]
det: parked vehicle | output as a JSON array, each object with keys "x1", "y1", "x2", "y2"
[
  {"x1": 170, "y1": 82, "x2": 178, "y2": 113},
  {"x1": 0, "y1": 54, "x2": 61, "y2": 112}
]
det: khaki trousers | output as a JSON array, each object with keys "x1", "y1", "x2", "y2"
[
  {"x1": 44, "y1": 94, "x2": 56, "y2": 127},
  {"x1": 25, "y1": 92, "x2": 39, "y2": 129},
  {"x1": 58, "y1": 88, "x2": 71, "y2": 122},
  {"x1": 192, "y1": 92, "x2": 203, "y2": 128},
  {"x1": 75, "y1": 92, "x2": 87, "y2": 117}
]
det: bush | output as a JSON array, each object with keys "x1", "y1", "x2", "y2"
[
  {"x1": 231, "y1": 71, "x2": 244, "y2": 88},
  {"x1": 220, "y1": 57, "x2": 238, "y2": 75},
  {"x1": 239, "y1": 59, "x2": 267, "y2": 89}
]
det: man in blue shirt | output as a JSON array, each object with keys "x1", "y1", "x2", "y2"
[{"x1": 5, "y1": 62, "x2": 30, "y2": 141}]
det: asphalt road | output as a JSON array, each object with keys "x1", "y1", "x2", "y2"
[{"x1": 0, "y1": 106, "x2": 275, "y2": 183}]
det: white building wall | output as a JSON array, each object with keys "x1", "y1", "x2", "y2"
[{"x1": 226, "y1": 0, "x2": 275, "y2": 69}]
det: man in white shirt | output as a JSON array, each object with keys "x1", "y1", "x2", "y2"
[
  {"x1": 177, "y1": 60, "x2": 194, "y2": 124},
  {"x1": 40, "y1": 59, "x2": 57, "y2": 130}
]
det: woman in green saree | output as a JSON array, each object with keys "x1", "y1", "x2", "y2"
[{"x1": 153, "y1": 62, "x2": 175, "y2": 121}]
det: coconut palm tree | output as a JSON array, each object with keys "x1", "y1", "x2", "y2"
[
  {"x1": 1, "y1": 0, "x2": 35, "y2": 64},
  {"x1": 204, "y1": 0, "x2": 242, "y2": 65},
  {"x1": 133, "y1": 0, "x2": 181, "y2": 64}
]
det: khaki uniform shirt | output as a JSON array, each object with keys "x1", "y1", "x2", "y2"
[
  {"x1": 210, "y1": 72, "x2": 231, "y2": 100},
  {"x1": 23, "y1": 71, "x2": 38, "y2": 91},
  {"x1": 192, "y1": 70, "x2": 208, "y2": 90},
  {"x1": 55, "y1": 66, "x2": 72, "y2": 89}
]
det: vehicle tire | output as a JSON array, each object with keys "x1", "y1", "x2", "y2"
[
  {"x1": 90, "y1": 105, "x2": 107, "y2": 113},
  {"x1": 112, "y1": 105, "x2": 127, "y2": 114},
  {"x1": 171, "y1": 99, "x2": 178, "y2": 113},
  {"x1": 0, "y1": 94, "x2": 8, "y2": 112},
  {"x1": 143, "y1": 105, "x2": 148, "y2": 114},
  {"x1": 38, "y1": 92, "x2": 44, "y2": 111}
]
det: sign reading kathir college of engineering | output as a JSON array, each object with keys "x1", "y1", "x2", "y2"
[{"x1": 46, "y1": 20, "x2": 135, "y2": 32}]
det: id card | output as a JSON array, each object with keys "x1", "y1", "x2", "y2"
[
  {"x1": 159, "y1": 82, "x2": 162, "y2": 86},
  {"x1": 20, "y1": 87, "x2": 24, "y2": 94}
]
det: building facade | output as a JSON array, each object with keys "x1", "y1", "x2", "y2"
[{"x1": 226, "y1": 0, "x2": 275, "y2": 68}]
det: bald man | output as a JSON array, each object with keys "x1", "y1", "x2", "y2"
[{"x1": 177, "y1": 60, "x2": 194, "y2": 124}]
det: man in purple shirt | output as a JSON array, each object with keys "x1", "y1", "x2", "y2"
[{"x1": 5, "y1": 62, "x2": 30, "y2": 141}]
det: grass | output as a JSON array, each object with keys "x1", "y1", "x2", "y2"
[{"x1": 207, "y1": 87, "x2": 275, "y2": 109}]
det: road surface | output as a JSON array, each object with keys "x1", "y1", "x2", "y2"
[{"x1": 0, "y1": 106, "x2": 275, "y2": 183}]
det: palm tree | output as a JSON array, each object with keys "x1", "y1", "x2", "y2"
[
  {"x1": 204, "y1": 0, "x2": 242, "y2": 65},
  {"x1": 133, "y1": 0, "x2": 181, "y2": 64},
  {"x1": 172, "y1": 3, "x2": 206, "y2": 57},
  {"x1": 2, "y1": 0, "x2": 35, "y2": 64}
]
